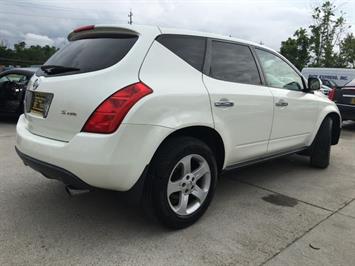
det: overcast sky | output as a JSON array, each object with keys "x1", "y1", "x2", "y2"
[{"x1": 0, "y1": 0, "x2": 354, "y2": 50}]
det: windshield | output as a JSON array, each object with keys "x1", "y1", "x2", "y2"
[{"x1": 36, "y1": 35, "x2": 138, "y2": 77}]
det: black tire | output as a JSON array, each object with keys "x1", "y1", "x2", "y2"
[
  {"x1": 147, "y1": 136, "x2": 218, "y2": 229},
  {"x1": 310, "y1": 117, "x2": 333, "y2": 169}
]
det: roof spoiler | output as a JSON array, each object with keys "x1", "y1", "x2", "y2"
[{"x1": 67, "y1": 26, "x2": 140, "y2": 41}]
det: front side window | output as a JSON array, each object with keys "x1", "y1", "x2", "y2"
[
  {"x1": 256, "y1": 49, "x2": 303, "y2": 91},
  {"x1": 209, "y1": 41, "x2": 261, "y2": 85}
]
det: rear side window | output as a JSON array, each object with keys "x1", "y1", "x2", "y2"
[
  {"x1": 37, "y1": 35, "x2": 138, "y2": 76},
  {"x1": 209, "y1": 41, "x2": 261, "y2": 85},
  {"x1": 156, "y1": 35, "x2": 206, "y2": 71}
]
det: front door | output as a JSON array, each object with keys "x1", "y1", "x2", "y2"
[{"x1": 255, "y1": 48, "x2": 319, "y2": 154}]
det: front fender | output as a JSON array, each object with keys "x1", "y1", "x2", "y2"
[{"x1": 307, "y1": 103, "x2": 341, "y2": 146}]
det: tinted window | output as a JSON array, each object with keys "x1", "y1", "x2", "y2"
[
  {"x1": 37, "y1": 35, "x2": 138, "y2": 76},
  {"x1": 157, "y1": 35, "x2": 206, "y2": 71},
  {"x1": 256, "y1": 49, "x2": 303, "y2": 91},
  {"x1": 345, "y1": 79, "x2": 355, "y2": 87},
  {"x1": 209, "y1": 41, "x2": 261, "y2": 85},
  {"x1": 321, "y1": 79, "x2": 330, "y2": 87},
  {"x1": 0, "y1": 74, "x2": 28, "y2": 84}
]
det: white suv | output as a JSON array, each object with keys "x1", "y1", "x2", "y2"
[{"x1": 16, "y1": 25, "x2": 341, "y2": 228}]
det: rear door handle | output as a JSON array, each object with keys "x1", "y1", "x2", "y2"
[
  {"x1": 214, "y1": 99, "x2": 234, "y2": 108},
  {"x1": 275, "y1": 99, "x2": 288, "y2": 107}
]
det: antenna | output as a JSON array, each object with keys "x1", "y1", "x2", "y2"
[{"x1": 128, "y1": 9, "x2": 133, "y2": 25}]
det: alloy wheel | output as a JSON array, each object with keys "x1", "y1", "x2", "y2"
[{"x1": 166, "y1": 154, "x2": 211, "y2": 216}]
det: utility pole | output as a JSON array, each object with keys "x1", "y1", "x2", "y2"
[{"x1": 128, "y1": 9, "x2": 133, "y2": 25}]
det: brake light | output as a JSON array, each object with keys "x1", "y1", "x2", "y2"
[
  {"x1": 74, "y1": 25, "x2": 95, "y2": 33},
  {"x1": 328, "y1": 88, "x2": 336, "y2": 101},
  {"x1": 82, "y1": 82, "x2": 153, "y2": 134}
]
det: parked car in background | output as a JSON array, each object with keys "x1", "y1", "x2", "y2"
[
  {"x1": 302, "y1": 67, "x2": 355, "y2": 87},
  {"x1": 321, "y1": 78, "x2": 337, "y2": 90},
  {"x1": 320, "y1": 84, "x2": 332, "y2": 96},
  {"x1": 0, "y1": 68, "x2": 36, "y2": 115},
  {"x1": 328, "y1": 78, "x2": 355, "y2": 121},
  {"x1": 15, "y1": 25, "x2": 341, "y2": 229}
]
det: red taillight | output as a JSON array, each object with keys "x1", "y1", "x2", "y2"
[
  {"x1": 74, "y1": 25, "x2": 95, "y2": 33},
  {"x1": 328, "y1": 88, "x2": 336, "y2": 101},
  {"x1": 82, "y1": 82, "x2": 153, "y2": 134}
]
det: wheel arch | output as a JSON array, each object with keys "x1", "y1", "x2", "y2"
[
  {"x1": 310, "y1": 107, "x2": 341, "y2": 146},
  {"x1": 327, "y1": 112, "x2": 341, "y2": 145},
  {"x1": 153, "y1": 126, "x2": 226, "y2": 173}
]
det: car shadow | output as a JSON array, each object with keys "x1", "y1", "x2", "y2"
[
  {"x1": 342, "y1": 121, "x2": 355, "y2": 131},
  {"x1": 0, "y1": 114, "x2": 19, "y2": 124},
  {"x1": 221, "y1": 154, "x2": 311, "y2": 184},
  {"x1": 340, "y1": 121, "x2": 355, "y2": 141}
]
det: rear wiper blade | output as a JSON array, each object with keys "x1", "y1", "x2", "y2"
[{"x1": 40, "y1": 65, "x2": 80, "y2": 75}]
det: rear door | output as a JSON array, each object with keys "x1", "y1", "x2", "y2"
[
  {"x1": 255, "y1": 48, "x2": 319, "y2": 154},
  {"x1": 202, "y1": 40, "x2": 274, "y2": 165}
]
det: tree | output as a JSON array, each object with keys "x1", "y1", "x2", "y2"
[
  {"x1": 14, "y1": 41, "x2": 26, "y2": 52},
  {"x1": 0, "y1": 41, "x2": 58, "y2": 66},
  {"x1": 280, "y1": 28, "x2": 310, "y2": 70},
  {"x1": 309, "y1": 1, "x2": 349, "y2": 67},
  {"x1": 280, "y1": 1, "x2": 352, "y2": 69},
  {"x1": 338, "y1": 33, "x2": 355, "y2": 68}
]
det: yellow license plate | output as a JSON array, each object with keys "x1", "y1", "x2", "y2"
[
  {"x1": 351, "y1": 98, "x2": 355, "y2": 104},
  {"x1": 30, "y1": 92, "x2": 53, "y2": 117}
]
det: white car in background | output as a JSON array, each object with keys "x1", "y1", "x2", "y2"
[
  {"x1": 320, "y1": 84, "x2": 332, "y2": 95},
  {"x1": 16, "y1": 25, "x2": 341, "y2": 228}
]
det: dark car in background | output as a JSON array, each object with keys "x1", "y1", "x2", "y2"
[
  {"x1": 328, "y1": 78, "x2": 355, "y2": 121},
  {"x1": 0, "y1": 68, "x2": 36, "y2": 115}
]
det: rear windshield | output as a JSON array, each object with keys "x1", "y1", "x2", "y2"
[
  {"x1": 344, "y1": 79, "x2": 355, "y2": 87},
  {"x1": 36, "y1": 35, "x2": 138, "y2": 77}
]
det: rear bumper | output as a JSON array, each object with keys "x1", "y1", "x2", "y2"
[
  {"x1": 16, "y1": 147, "x2": 92, "y2": 189},
  {"x1": 337, "y1": 103, "x2": 355, "y2": 120},
  {"x1": 15, "y1": 115, "x2": 172, "y2": 191}
]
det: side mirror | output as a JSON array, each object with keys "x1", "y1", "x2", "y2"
[{"x1": 308, "y1": 77, "x2": 322, "y2": 91}]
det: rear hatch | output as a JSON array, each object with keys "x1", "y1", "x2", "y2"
[{"x1": 24, "y1": 25, "x2": 159, "y2": 141}]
